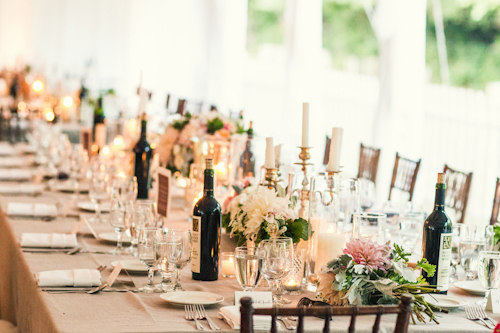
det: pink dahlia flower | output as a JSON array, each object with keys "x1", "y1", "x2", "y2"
[{"x1": 343, "y1": 238, "x2": 390, "y2": 272}]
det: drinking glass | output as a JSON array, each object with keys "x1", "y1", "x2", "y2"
[
  {"x1": 113, "y1": 176, "x2": 138, "y2": 203},
  {"x1": 168, "y1": 229, "x2": 192, "y2": 290},
  {"x1": 137, "y1": 227, "x2": 162, "y2": 293},
  {"x1": 155, "y1": 233, "x2": 183, "y2": 292},
  {"x1": 478, "y1": 251, "x2": 500, "y2": 307},
  {"x1": 109, "y1": 199, "x2": 127, "y2": 255},
  {"x1": 235, "y1": 247, "x2": 262, "y2": 291},
  {"x1": 282, "y1": 247, "x2": 306, "y2": 295},
  {"x1": 398, "y1": 211, "x2": 425, "y2": 254},
  {"x1": 459, "y1": 225, "x2": 494, "y2": 280},
  {"x1": 88, "y1": 177, "x2": 111, "y2": 224},
  {"x1": 137, "y1": 199, "x2": 159, "y2": 227},
  {"x1": 338, "y1": 177, "x2": 360, "y2": 235},
  {"x1": 124, "y1": 202, "x2": 147, "y2": 255},
  {"x1": 353, "y1": 213, "x2": 387, "y2": 244},
  {"x1": 359, "y1": 178, "x2": 375, "y2": 211},
  {"x1": 449, "y1": 225, "x2": 461, "y2": 282},
  {"x1": 70, "y1": 144, "x2": 87, "y2": 203},
  {"x1": 258, "y1": 238, "x2": 293, "y2": 307}
]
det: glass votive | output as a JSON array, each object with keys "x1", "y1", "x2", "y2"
[{"x1": 220, "y1": 252, "x2": 235, "y2": 278}]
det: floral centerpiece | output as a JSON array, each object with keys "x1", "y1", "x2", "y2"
[
  {"x1": 222, "y1": 183, "x2": 311, "y2": 246},
  {"x1": 156, "y1": 111, "x2": 244, "y2": 177},
  {"x1": 317, "y1": 238, "x2": 448, "y2": 324}
]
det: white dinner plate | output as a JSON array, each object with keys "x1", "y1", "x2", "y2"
[
  {"x1": 454, "y1": 280, "x2": 487, "y2": 296},
  {"x1": 160, "y1": 291, "x2": 224, "y2": 306},
  {"x1": 56, "y1": 183, "x2": 90, "y2": 193},
  {"x1": 77, "y1": 201, "x2": 111, "y2": 212},
  {"x1": 422, "y1": 294, "x2": 468, "y2": 309},
  {"x1": 111, "y1": 259, "x2": 147, "y2": 273},
  {"x1": 98, "y1": 232, "x2": 132, "y2": 245}
]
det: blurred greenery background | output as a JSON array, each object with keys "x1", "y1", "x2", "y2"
[{"x1": 246, "y1": 0, "x2": 500, "y2": 90}]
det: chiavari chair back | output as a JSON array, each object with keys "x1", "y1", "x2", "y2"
[
  {"x1": 443, "y1": 165, "x2": 472, "y2": 224},
  {"x1": 176, "y1": 99, "x2": 186, "y2": 115},
  {"x1": 240, "y1": 295, "x2": 414, "y2": 333},
  {"x1": 357, "y1": 143, "x2": 381, "y2": 184},
  {"x1": 388, "y1": 153, "x2": 421, "y2": 202},
  {"x1": 491, "y1": 178, "x2": 500, "y2": 225}
]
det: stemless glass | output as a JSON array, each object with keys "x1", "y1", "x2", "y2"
[
  {"x1": 109, "y1": 199, "x2": 127, "y2": 255},
  {"x1": 168, "y1": 229, "x2": 192, "y2": 290},
  {"x1": 88, "y1": 176, "x2": 111, "y2": 224},
  {"x1": 338, "y1": 177, "x2": 360, "y2": 235},
  {"x1": 235, "y1": 246, "x2": 262, "y2": 291},
  {"x1": 478, "y1": 251, "x2": 500, "y2": 307},
  {"x1": 459, "y1": 225, "x2": 494, "y2": 280},
  {"x1": 137, "y1": 227, "x2": 162, "y2": 293},
  {"x1": 353, "y1": 213, "x2": 387, "y2": 244},
  {"x1": 398, "y1": 211, "x2": 426, "y2": 254},
  {"x1": 155, "y1": 233, "x2": 183, "y2": 292},
  {"x1": 258, "y1": 238, "x2": 293, "y2": 307}
]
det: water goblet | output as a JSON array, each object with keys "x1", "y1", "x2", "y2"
[
  {"x1": 459, "y1": 225, "x2": 494, "y2": 280},
  {"x1": 137, "y1": 227, "x2": 162, "y2": 293},
  {"x1": 478, "y1": 251, "x2": 500, "y2": 307},
  {"x1": 168, "y1": 229, "x2": 192, "y2": 290},
  {"x1": 109, "y1": 199, "x2": 127, "y2": 255},
  {"x1": 155, "y1": 233, "x2": 183, "y2": 292},
  {"x1": 113, "y1": 176, "x2": 138, "y2": 203},
  {"x1": 88, "y1": 177, "x2": 111, "y2": 224},
  {"x1": 235, "y1": 247, "x2": 262, "y2": 291},
  {"x1": 353, "y1": 212, "x2": 387, "y2": 244}
]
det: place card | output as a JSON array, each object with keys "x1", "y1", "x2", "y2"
[
  {"x1": 486, "y1": 289, "x2": 500, "y2": 313},
  {"x1": 80, "y1": 127, "x2": 92, "y2": 154},
  {"x1": 106, "y1": 262, "x2": 122, "y2": 287},
  {"x1": 83, "y1": 217, "x2": 99, "y2": 239},
  {"x1": 235, "y1": 291, "x2": 272, "y2": 308},
  {"x1": 156, "y1": 168, "x2": 171, "y2": 218}
]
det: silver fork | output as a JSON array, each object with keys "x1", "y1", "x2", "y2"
[
  {"x1": 474, "y1": 304, "x2": 496, "y2": 328},
  {"x1": 196, "y1": 304, "x2": 220, "y2": 330},
  {"x1": 465, "y1": 305, "x2": 494, "y2": 329},
  {"x1": 185, "y1": 305, "x2": 206, "y2": 331}
]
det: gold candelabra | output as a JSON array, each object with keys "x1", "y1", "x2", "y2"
[
  {"x1": 293, "y1": 147, "x2": 313, "y2": 218},
  {"x1": 320, "y1": 170, "x2": 340, "y2": 206},
  {"x1": 262, "y1": 167, "x2": 279, "y2": 189}
]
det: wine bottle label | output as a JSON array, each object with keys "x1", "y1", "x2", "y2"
[
  {"x1": 191, "y1": 215, "x2": 201, "y2": 274},
  {"x1": 436, "y1": 232, "x2": 452, "y2": 291}
]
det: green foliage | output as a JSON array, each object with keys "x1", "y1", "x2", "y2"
[
  {"x1": 206, "y1": 117, "x2": 224, "y2": 135},
  {"x1": 246, "y1": 0, "x2": 286, "y2": 55},
  {"x1": 172, "y1": 112, "x2": 192, "y2": 131},
  {"x1": 493, "y1": 225, "x2": 500, "y2": 245},
  {"x1": 222, "y1": 213, "x2": 231, "y2": 232},
  {"x1": 417, "y1": 258, "x2": 436, "y2": 277},
  {"x1": 392, "y1": 243, "x2": 411, "y2": 263}
]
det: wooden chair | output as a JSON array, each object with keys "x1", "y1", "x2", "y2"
[
  {"x1": 357, "y1": 143, "x2": 381, "y2": 184},
  {"x1": 491, "y1": 178, "x2": 500, "y2": 225},
  {"x1": 240, "y1": 295, "x2": 414, "y2": 333},
  {"x1": 388, "y1": 153, "x2": 421, "y2": 201},
  {"x1": 176, "y1": 99, "x2": 186, "y2": 115},
  {"x1": 443, "y1": 165, "x2": 472, "y2": 224},
  {"x1": 323, "y1": 136, "x2": 331, "y2": 166}
]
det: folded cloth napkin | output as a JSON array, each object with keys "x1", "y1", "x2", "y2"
[
  {"x1": 219, "y1": 306, "x2": 279, "y2": 330},
  {"x1": 21, "y1": 233, "x2": 78, "y2": 248},
  {"x1": 36, "y1": 269, "x2": 102, "y2": 287},
  {"x1": 0, "y1": 157, "x2": 31, "y2": 167},
  {"x1": 7, "y1": 203, "x2": 58, "y2": 217},
  {"x1": 0, "y1": 169, "x2": 32, "y2": 181},
  {"x1": 0, "y1": 184, "x2": 44, "y2": 194},
  {"x1": 0, "y1": 143, "x2": 15, "y2": 156}
]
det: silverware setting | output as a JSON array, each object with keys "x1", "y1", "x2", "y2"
[
  {"x1": 185, "y1": 304, "x2": 206, "y2": 331},
  {"x1": 195, "y1": 304, "x2": 220, "y2": 330},
  {"x1": 277, "y1": 316, "x2": 296, "y2": 330},
  {"x1": 23, "y1": 247, "x2": 111, "y2": 255},
  {"x1": 465, "y1": 304, "x2": 495, "y2": 329}
]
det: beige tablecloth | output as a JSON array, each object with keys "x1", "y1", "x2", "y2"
[{"x1": 0, "y1": 184, "x2": 498, "y2": 333}]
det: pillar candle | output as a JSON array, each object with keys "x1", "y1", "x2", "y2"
[
  {"x1": 316, "y1": 232, "x2": 346, "y2": 270},
  {"x1": 265, "y1": 137, "x2": 275, "y2": 168},
  {"x1": 274, "y1": 144, "x2": 282, "y2": 167},
  {"x1": 302, "y1": 103, "x2": 309, "y2": 147},
  {"x1": 327, "y1": 127, "x2": 344, "y2": 172}
]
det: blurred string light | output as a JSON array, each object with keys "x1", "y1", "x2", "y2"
[
  {"x1": 44, "y1": 109, "x2": 55, "y2": 122},
  {"x1": 63, "y1": 96, "x2": 73, "y2": 107},
  {"x1": 17, "y1": 102, "x2": 27, "y2": 111},
  {"x1": 32, "y1": 80, "x2": 44, "y2": 92}
]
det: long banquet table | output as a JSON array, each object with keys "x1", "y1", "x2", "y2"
[{"x1": 0, "y1": 182, "x2": 498, "y2": 333}]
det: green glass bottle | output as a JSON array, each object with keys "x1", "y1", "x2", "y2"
[
  {"x1": 422, "y1": 173, "x2": 453, "y2": 294},
  {"x1": 192, "y1": 158, "x2": 221, "y2": 281}
]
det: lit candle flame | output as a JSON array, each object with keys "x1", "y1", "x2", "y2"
[{"x1": 63, "y1": 96, "x2": 73, "y2": 107}]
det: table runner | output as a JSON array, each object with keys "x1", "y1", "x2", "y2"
[{"x1": 0, "y1": 186, "x2": 498, "y2": 332}]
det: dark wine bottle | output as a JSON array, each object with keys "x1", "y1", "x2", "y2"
[
  {"x1": 422, "y1": 173, "x2": 453, "y2": 294},
  {"x1": 239, "y1": 121, "x2": 255, "y2": 177},
  {"x1": 133, "y1": 113, "x2": 152, "y2": 199},
  {"x1": 192, "y1": 158, "x2": 221, "y2": 281}
]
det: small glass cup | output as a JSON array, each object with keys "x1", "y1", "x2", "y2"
[
  {"x1": 353, "y1": 212, "x2": 387, "y2": 244},
  {"x1": 220, "y1": 252, "x2": 236, "y2": 278},
  {"x1": 234, "y1": 247, "x2": 261, "y2": 291},
  {"x1": 459, "y1": 225, "x2": 494, "y2": 280},
  {"x1": 282, "y1": 247, "x2": 306, "y2": 295},
  {"x1": 478, "y1": 251, "x2": 500, "y2": 307}
]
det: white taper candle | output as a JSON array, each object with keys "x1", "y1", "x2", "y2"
[
  {"x1": 265, "y1": 137, "x2": 275, "y2": 169},
  {"x1": 302, "y1": 103, "x2": 309, "y2": 147},
  {"x1": 327, "y1": 127, "x2": 344, "y2": 172}
]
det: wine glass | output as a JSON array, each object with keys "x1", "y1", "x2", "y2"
[
  {"x1": 113, "y1": 176, "x2": 138, "y2": 203},
  {"x1": 459, "y1": 225, "x2": 494, "y2": 280},
  {"x1": 70, "y1": 144, "x2": 87, "y2": 203},
  {"x1": 353, "y1": 212, "x2": 387, "y2": 244},
  {"x1": 109, "y1": 199, "x2": 127, "y2": 255},
  {"x1": 478, "y1": 251, "x2": 500, "y2": 307},
  {"x1": 168, "y1": 229, "x2": 192, "y2": 291},
  {"x1": 235, "y1": 246, "x2": 262, "y2": 291},
  {"x1": 124, "y1": 202, "x2": 147, "y2": 255},
  {"x1": 88, "y1": 176, "x2": 111, "y2": 224},
  {"x1": 270, "y1": 236, "x2": 294, "y2": 304},
  {"x1": 398, "y1": 211, "x2": 425, "y2": 254},
  {"x1": 258, "y1": 238, "x2": 293, "y2": 307},
  {"x1": 137, "y1": 227, "x2": 162, "y2": 293},
  {"x1": 137, "y1": 200, "x2": 158, "y2": 227},
  {"x1": 155, "y1": 233, "x2": 183, "y2": 292}
]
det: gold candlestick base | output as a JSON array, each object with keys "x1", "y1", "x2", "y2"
[
  {"x1": 263, "y1": 167, "x2": 278, "y2": 189},
  {"x1": 294, "y1": 147, "x2": 313, "y2": 218}
]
